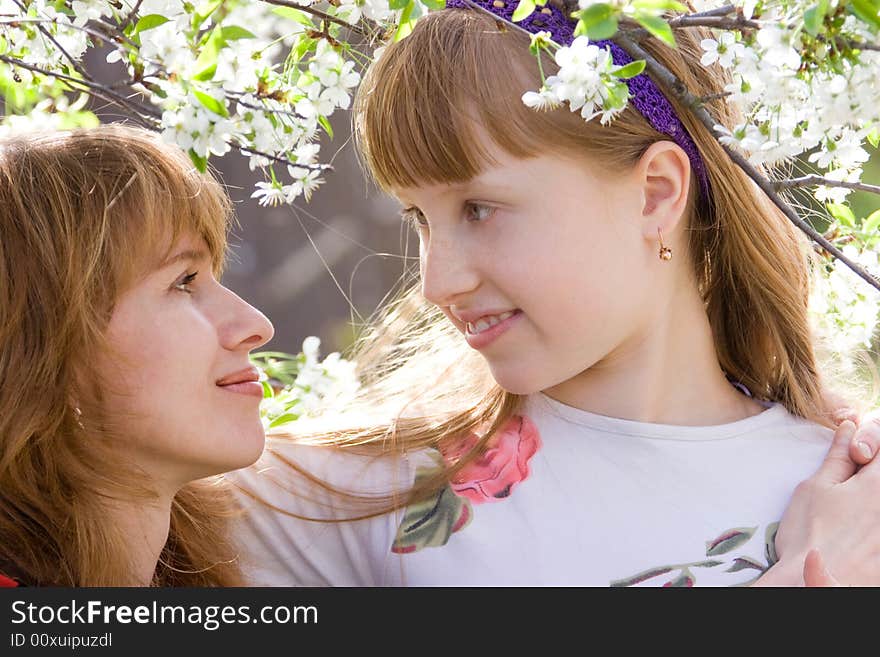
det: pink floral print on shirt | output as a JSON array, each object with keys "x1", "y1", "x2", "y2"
[
  {"x1": 391, "y1": 415, "x2": 541, "y2": 554},
  {"x1": 441, "y1": 416, "x2": 542, "y2": 503}
]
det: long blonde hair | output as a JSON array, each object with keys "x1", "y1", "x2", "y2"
[
  {"x1": 258, "y1": 10, "x2": 853, "y2": 516},
  {"x1": 0, "y1": 124, "x2": 245, "y2": 586}
]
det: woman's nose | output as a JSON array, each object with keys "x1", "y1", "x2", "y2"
[{"x1": 221, "y1": 287, "x2": 275, "y2": 351}]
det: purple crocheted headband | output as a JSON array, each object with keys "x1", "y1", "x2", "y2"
[{"x1": 444, "y1": 0, "x2": 711, "y2": 202}]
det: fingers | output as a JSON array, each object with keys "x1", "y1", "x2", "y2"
[
  {"x1": 803, "y1": 548, "x2": 840, "y2": 587},
  {"x1": 849, "y1": 413, "x2": 879, "y2": 467},
  {"x1": 815, "y1": 420, "x2": 858, "y2": 485}
]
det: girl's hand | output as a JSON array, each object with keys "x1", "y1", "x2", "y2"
[
  {"x1": 756, "y1": 418, "x2": 880, "y2": 586},
  {"x1": 803, "y1": 548, "x2": 840, "y2": 587}
]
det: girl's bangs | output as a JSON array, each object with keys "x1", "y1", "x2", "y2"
[{"x1": 355, "y1": 10, "x2": 560, "y2": 192}]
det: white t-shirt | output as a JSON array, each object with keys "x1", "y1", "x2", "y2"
[{"x1": 229, "y1": 393, "x2": 831, "y2": 586}]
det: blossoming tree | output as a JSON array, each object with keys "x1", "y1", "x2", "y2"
[{"x1": 2, "y1": 0, "x2": 879, "y2": 400}]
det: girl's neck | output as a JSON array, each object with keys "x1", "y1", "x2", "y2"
[
  {"x1": 543, "y1": 276, "x2": 767, "y2": 426},
  {"x1": 106, "y1": 491, "x2": 175, "y2": 586}
]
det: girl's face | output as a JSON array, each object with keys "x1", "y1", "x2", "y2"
[
  {"x1": 99, "y1": 234, "x2": 274, "y2": 489},
  {"x1": 396, "y1": 138, "x2": 669, "y2": 395}
]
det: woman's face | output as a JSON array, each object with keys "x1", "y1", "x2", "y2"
[
  {"x1": 395, "y1": 134, "x2": 677, "y2": 395},
  {"x1": 100, "y1": 233, "x2": 274, "y2": 489}
]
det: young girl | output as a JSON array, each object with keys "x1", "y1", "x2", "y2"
[
  {"x1": 0, "y1": 125, "x2": 274, "y2": 586},
  {"x1": 231, "y1": 5, "x2": 880, "y2": 586}
]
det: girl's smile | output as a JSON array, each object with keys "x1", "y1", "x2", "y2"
[{"x1": 460, "y1": 308, "x2": 523, "y2": 350}]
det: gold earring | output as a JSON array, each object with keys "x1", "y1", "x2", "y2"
[{"x1": 657, "y1": 228, "x2": 672, "y2": 261}]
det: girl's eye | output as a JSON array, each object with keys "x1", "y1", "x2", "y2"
[
  {"x1": 465, "y1": 203, "x2": 495, "y2": 222},
  {"x1": 400, "y1": 207, "x2": 428, "y2": 231},
  {"x1": 174, "y1": 271, "x2": 198, "y2": 293}
]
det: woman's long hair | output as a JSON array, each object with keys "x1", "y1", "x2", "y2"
[
  {"x1": 251, "y1": 10, "x2": 860, "y2": 518},
  {"x1": 0, "y1": 124, "x2": 245, "y2": 585}
]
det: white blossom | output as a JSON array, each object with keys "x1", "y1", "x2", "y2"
[{"x1": 251, "y1": 181, "x2": 288, "y2": 207}]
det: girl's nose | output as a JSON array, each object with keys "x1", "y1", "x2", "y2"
[{"x1": 419, "y1": 236, "x2": 480, "y2": 308}]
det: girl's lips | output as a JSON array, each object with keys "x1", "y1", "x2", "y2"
[
  {"x1": 464, "y1": 309, "x2": 522, "y2": 350},
  {"x1": 218, "y1": 381, "x2": 264, "y2": 399}
]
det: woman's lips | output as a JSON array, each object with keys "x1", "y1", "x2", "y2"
[
  {"x1": 464, "y1": 309, "x2": 522, "y2": 350},
  {"x1": 217, "y1": 381, "x2": 264, "y2": 398}
]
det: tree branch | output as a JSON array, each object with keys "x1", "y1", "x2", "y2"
[
  {"x1": 257, "y1": 0, "x2": 371, "y2": 37},
  {"x1": 611, "y1": 31, "x2": 880, "y2": 294},
  {"x1": 0, "y1": 54, "x2": 161, "y2": 122},
  {"x1": 118, "y1": 0, "x2": 145, "y2": 33},
  {"x1": 233, "y1": 141, "x2": 333, "y2": 172},
  {"x1": 9, "y1": 0, "x2": 94, "y2": 83},
  {"x1": 776, "y1": 176, "x2": 880, "y2": 196}
]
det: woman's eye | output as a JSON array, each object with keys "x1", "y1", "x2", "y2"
[
  {"x1": 400, "y1": 207, "x2": 428, "y2": 230},
  {"x1": 465, "y1": 203, "x2": 495, "y2": 222},
  {"x1": 174, "y1": 271, "x2": 198, "y2": 293}
]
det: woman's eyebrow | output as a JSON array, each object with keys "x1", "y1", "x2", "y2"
[{"x1": 159, "y1": 248, "x2": 210, "y2": 270}]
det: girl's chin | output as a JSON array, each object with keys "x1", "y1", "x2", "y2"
[{"x1": 489, "y1": 370, "x2": 545, "y2": 396}]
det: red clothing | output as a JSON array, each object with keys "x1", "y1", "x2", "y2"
[{"x1": 0, "y1": 573, "x2": 20, "y2": 587}]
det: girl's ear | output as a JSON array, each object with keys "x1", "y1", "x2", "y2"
[{"x1": 636, "y1": 141, "x2": 691, "y2": 238}]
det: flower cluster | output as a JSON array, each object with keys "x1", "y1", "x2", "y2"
[
  {"x1": 523, "y1": 34, "x2": 641, "y2": 124},
  {"x1": 699, "y1": 1, "x2": 879, "y2": 207},
  {"x1": 811, "y1": 244, "x2": 880, "y2": 369},
  {"x1": 0, "y1": 0, "x2": 401, "y2": 202},
  {"x1": 252, "y1": 337, "x2": 360, "y2": 430}
]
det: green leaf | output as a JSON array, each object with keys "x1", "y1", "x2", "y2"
[
  {"x1": 394, "y1": 2, "x2": 417, "y2": 42},
  {"x1": 512, "y1": 0, "x2": 536, "y2": 22},
  {"x1": 764, "y1": 522, "x2": 779, "y2": 567},
  {"x1": 635, "y1": 13, "x2": 676, "y2": 47},
  {"x1": 193, "y1": 27, "x2": 223, "y2": 81},
  {"x1": 803, "y1": 1, "x2": 830, "y2": 35},
  {"x1": 664, "y1": 569, "x2": 694, "y2": 587},
  {"x1": 57, "y1": 110, "x2": 100, "y2": 130},
  {"x1": 849, "y1": 0, "x2": 880, "y2": 31},
  {"x1": 827, "y1": 202, "x2": 857, "y2": 228},
  {"x1": 705, "y1": 527, "x2": 757, "y2": 556},
  {"x1": 389, "y1": 0, "x2": 410, "y2": 9},
  {"x1": 578, "y1": 2, "x2": 614, "y2": 26},
  {"x1": 0, "y1": 36, "x2": 7, "y2": 55},
  {"x1": 193, "y1": 89, "x2": 228, "y2": 117},
  {"x1": 271, "y1": 6, "x2": 315, "y2": 27},
  {"x1": 192, "y1": 0, "x2": 224, "y2": 30},
  {"x1": 221, "y1": 25, "x2": 257, "y2": 41},
  {"x1": 632, "y1": 0, "x2": 688, "y2": 10},
  {"x1": 188, "y1": 149, "x2": 208, "y2": 173},
  {"x1": 391, "y1": 472, "x2": 473, "y2": 554},
  {"x1": 862, "y1": 209, "x2": 880, "y2": 235},
  {"x1": 318, "y1": 114, "x2": 334, "y2": 139},
  {"x1": 588, "y1": 16, "x2": 619, "y2": 40},
  {"x1": 134, "y1": 14, "x2": 170, "y2": 34},
  {"x1": 725, "y1": 556, "x2": 766, "y2": 573},
  {"x1": 614, "y1": 59, "x2": 646, "y2": 79},
  {"x1": 868, "y1": 126, "x2": 880, "y2": 149},
  {"x1": 269, "y1": 412, "x2": 300, "y2": 428},
  {"x1": 420, "y1": 0, "x2": 446, "y2": 9},
  {"x1": 610, "y1": 566, "x2": 675, "y2": 587},
  {"x1": 294, "y1": 37, "x2": 316, "y2": 62}
]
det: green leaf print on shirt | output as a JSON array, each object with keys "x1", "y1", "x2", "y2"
[
  {"x1": 611, "y1": 522, "x2": 781, "y2": 587},
  {"x1": 390, "y1": 464, "x2": 473, "y2": 554},
  {"x1": 705, "y1": 526, "x2": 757, "y2": 556}
]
